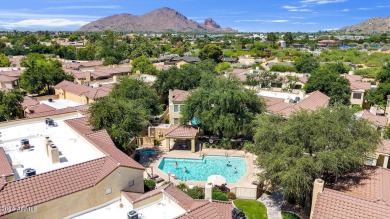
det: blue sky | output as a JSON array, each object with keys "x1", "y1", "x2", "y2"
[{"x1": 0, "y1": 0, "x2": 389, "y2": 32}]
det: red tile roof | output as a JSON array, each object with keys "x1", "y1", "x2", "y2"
[
  {"x1": 0, "y1": 70, "x2": 24, "y2": 78},
  {"x1": 64, "y1": 117, "x2": 144, "y2": 170},
  {"x1": 21, "y1": 96, "x2": 39, "y2": 109},
  {"x1": 0, "y1": 75, "x2": 17, "y2": 82},
  {"x1": 27, "y1": 104, "x2": 56, "y2": 114},
  {"x1": 313, "y1": 188, "x2": 390, "y2": 219},
  {"x1": 175, "y1": 200, "x2": 233, "y2": 219},
  {"x1": 25, "y1": 105, "x2": 89, "y2": 119},
  {"x1": 0, "y1": 157, "x2": 118, "y2": 216},
  {"x1": 267, "y1": 91, "x2": 329, "y2": 117},
  {"x1": 350, "y1": 81, "x2": 371, "y2": 90},
  {"x1": 172, "y1": 89, "x2": 190, "y2": 102},
  {"x1": 360, "y1": 110, "x2": 388, "y2": 127},
  {"x1": 163, "y1": 184, "x2": 207, "y2": 211},
  {"x1": 262, "y1": 96, "x2": 285, "y2": 108},
  {"x1": 0, "y1": 147, "x2": 14, "y2": 178},
  {"x1": 165, "y1": 125, "x2": 199, "y2": 138},
  {"x1": 54, "y1": 80, "x2": 112, "y2": 100},
  {"x1": 313, "y1": 167, "x2": 390, "y2": 219},
  {"x1": 377, "y1": 140, "x2": 390, "y2": 155}
]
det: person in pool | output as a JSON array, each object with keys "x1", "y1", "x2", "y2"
[
  {"x1": 184, "y1": 167, "x2": 187, "y2": 172},
  {"x1": 175, "y1": 162, "x2": 178, "y2": 168},
  {"x1": 226, "y1": 161, "x2": 231, "y2": 166},
  {"x1": 234, "y1": 167, "x2": 238, "y2": 173}
]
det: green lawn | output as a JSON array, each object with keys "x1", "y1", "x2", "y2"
[
  {"x1": 233, "y1": 200, "x2": 267, "y2": 219},
  {"x1": 282, "y1": 211, "x2": 301, "y2": 219}
]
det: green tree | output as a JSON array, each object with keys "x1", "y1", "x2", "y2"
[
  {"x1": 88, "y1": 98, "x2": 149, "y2": 149},
  {"x1": 131, "y1": 56, "x2": 157, "y2": 75},
  {"x1": 365, "y1": 83, "x2": 390, "y2": 107},
  {"x1": 304, "y1": 65, "x2": 351, "y2": 105},
  {"x1": 181, "y1": 75, "x2": 264, "y2": 138},
  {"x1": 293, "y1": 54, "x2": 320, "y2": 73},
  {"x1": 20, "y1": 54, "x2": 74, "y2": 94},
  {"x1": 0, "y1": 89, "x2": 24, "y2": 121},
  {"x1": 155, "y1": 60, "x2": 217, "y2": 97},
  {"x1": 0, "y1": 53, "x2": 10, "y2": 67},
  {"x1": 215, "y1": 62, "x2": 232, "y2": 74},
  {"x1": 110, "y1": 77, "x2": 162, "y2": 115},
  {"x1": 245, "y1": 106, "x2": 380, "y2": 210},
  {"x1": 284, "y1": 32, "x2": 294, "y2": 46},
  {"x1": 267, "y1": 32, "x2": 277, "y2": 43},
  {"x1": 199, "y1": 44, "x2": 223, "y2": 63}
]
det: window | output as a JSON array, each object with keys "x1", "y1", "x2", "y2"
[
  {"x1": 105, "y1": 188, "x2": 112, "y2": 195},
  {"x1": 174, "y1": 105, "x2": 179, "y2": 112},
  {"x1": 174, "y1": 118, "x2": 179, "y2": 125},
  {"x1": 352, "y1": 92, "x2": 362, "y2": 99},
  {"x1": 128, "y1": 180, "x2": 135, "y2": 187}
]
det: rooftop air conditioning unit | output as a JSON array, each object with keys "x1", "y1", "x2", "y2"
[
  {"x1": 127, "y1": 211, "x2": 139, "y2": 219},
  {"x1": 23, "y1": 168, "x2": 36, "y2": 177}
]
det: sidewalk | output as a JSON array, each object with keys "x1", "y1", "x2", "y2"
[{"x1": 258, "y1": 190, "x2": 283, "y2": 219}]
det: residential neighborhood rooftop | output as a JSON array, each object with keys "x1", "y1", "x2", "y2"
[{"x1": 0, "y1": 114, "x2": 106, "y2": 180}]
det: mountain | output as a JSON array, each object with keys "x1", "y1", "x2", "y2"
[
  {"x1": 340, "y1": 16, "x2": 390, "y2": 34},
  {"x1": 78, "y1": 7, "x2": 237, "y2": 33}
]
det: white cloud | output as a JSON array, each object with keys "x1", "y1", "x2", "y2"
[
  {"x1": 44, "y1": 5, "x2": 120, "y2": 10},
  {"x1": 0, "y1": 10, "x2": 99, "y2": 20},
  {"x1": 300, "y1": 0, "x2": 346, "y2": 4},
  {"x1": 1, "y1": 19, "x2": 89, "y2": 29},
  {"x1": 358, "y1": 7, "x2": 375, "y2": 10},
  {"x1": 271, "y1": 20, "x2": 289, "y2": 23},
  {"x1": 282, "y1": 5, "x2": 313, "y2": 12},
  {"x1": 341, "y1": 9, "x2": 350, "y2": 11},
  {"x1": 292, "y1": 22, "x2": 318, "y2": 24}
]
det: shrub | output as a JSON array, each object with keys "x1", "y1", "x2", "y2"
[
  {"x1": 187, "y1": 186, "x2": 205, "y2": 199},
  {"x1": 270, "y1": 64, "x2": 296, "y2": 72},
  {"x1": 212, "y1": 191, "x2": 229, "y2": 201},
  {"x1": 161, "y1": 181, "x2": 170, "y2": 186},
  {"x1": 144, "y1": 179, "x2": 156, "y2": 192},
  {"x1": 176, "y1": 183, "x2": 188, "y2": 191},
  {"x1": 227, "y1": 192, "x2": 237, "y2": 200},
  {"x1": 154, "y1": 139, "x2": 161, "y2": 146}
]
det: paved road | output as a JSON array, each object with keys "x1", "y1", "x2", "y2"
[{"x1": 258, "y1": 190, "x2": 284, "y2": 219}]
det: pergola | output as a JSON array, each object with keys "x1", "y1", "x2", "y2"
[{"x1": 165, "y1": 125, "x2": 199, "y2": 153}]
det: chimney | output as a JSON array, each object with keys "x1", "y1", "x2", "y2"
[
  {"x1": 205, "y1": 183, "x2": 213, "y2": 200},
  {"x1": 45, "y1": 138, "x2": 52, "y2": 157},
  {"x1": 310, "y1": 179, "x2": 324, "y2": 219},
  {"x1": 49, "y1": 144, "x2": 60, "y2": 163},
  {"x1": 86, "y1": 71, "x2": 91, "y2": 82}
]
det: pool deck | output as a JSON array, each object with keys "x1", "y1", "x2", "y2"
[{"x1": 144, "y1": 145, "x2": 260, "y2": 189}]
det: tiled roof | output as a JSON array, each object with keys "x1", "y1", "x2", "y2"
[
  {"x1": 54, "y1": 80, "x2": 112, "y2": 100},
  {"x1": 294, "y1": 91, "x2": 330, "y2": 111},
  {"x1": 313, "y1": 167, "x2": 390, "y2": 219},
  {"x1": 268, "y1": 91, "x2": 329, "y2": 117},
  {"x1": 175, "y1": 201, "x2": 233, "y2": 219},
  {"x1": 313, "y1": 188, "x2": 390, "y2": 219},
  {"x1": 0, "y1": 75, "x2": 17, "y2": 82},
  {"x1": 350, "y1": 81, "x2": 371, "y2": 90},
  {"x1": 21, "y1": 96, "x2": 39, "y2": 109},
  {"x1": 377, "y1": 140, "x2": 390, "y2": 155},
  {"x1": 122, "y1": 184, "x2": 170, "y2": 204},
  {"x1": 25, "y1": 105, "x2": 89, "y2": 119},
  {"x1": 0, "y1": 147, "x2": 14, "y2": 178},
  {"x1": 172, "y1": 89, "x2": 190, "y2": 102},
  {"x1": 165, "y1": 125, "x2": 199, "y2": 138},
  {"x1": 64, "y1": 117, "x2": 144, "y2": 170},
  {"x1": 0, "y1": 157, "x2": 118, "y2": 216},
  {"x1": 0, "y1": 70, "x2": 24, "y2": 78},
  {"x1": 27, "y1": 104, "x2": 56, "y2": 114},
  {"x1": 262, "y1": 96, "x2": 285, "y2": 108},
  {"x1": 163, "y1": 183, "x2": 206, "y2": 211},
  {"x1": 359, "y1": 110, "x2": 388, "y2": 127}
]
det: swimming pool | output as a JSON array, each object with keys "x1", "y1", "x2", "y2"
[{"x1": 158, "y1": 156, "x2": 246, "y2": 183}]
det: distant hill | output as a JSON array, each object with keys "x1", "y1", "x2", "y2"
[
  {"x1": 78, "y1": 7, "x2": 237, "y2": 33},
  {"x1": 340, "y1": 16, "x2": 390, "y2": 34}
]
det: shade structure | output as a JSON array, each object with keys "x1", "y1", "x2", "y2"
[{"x1": 207, "y1": 175, "x2": 226, "y2": 186}]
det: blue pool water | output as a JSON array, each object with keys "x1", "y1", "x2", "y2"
[{"x1": 158, "y1": 156, "x2": 246, "y2": 183}]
